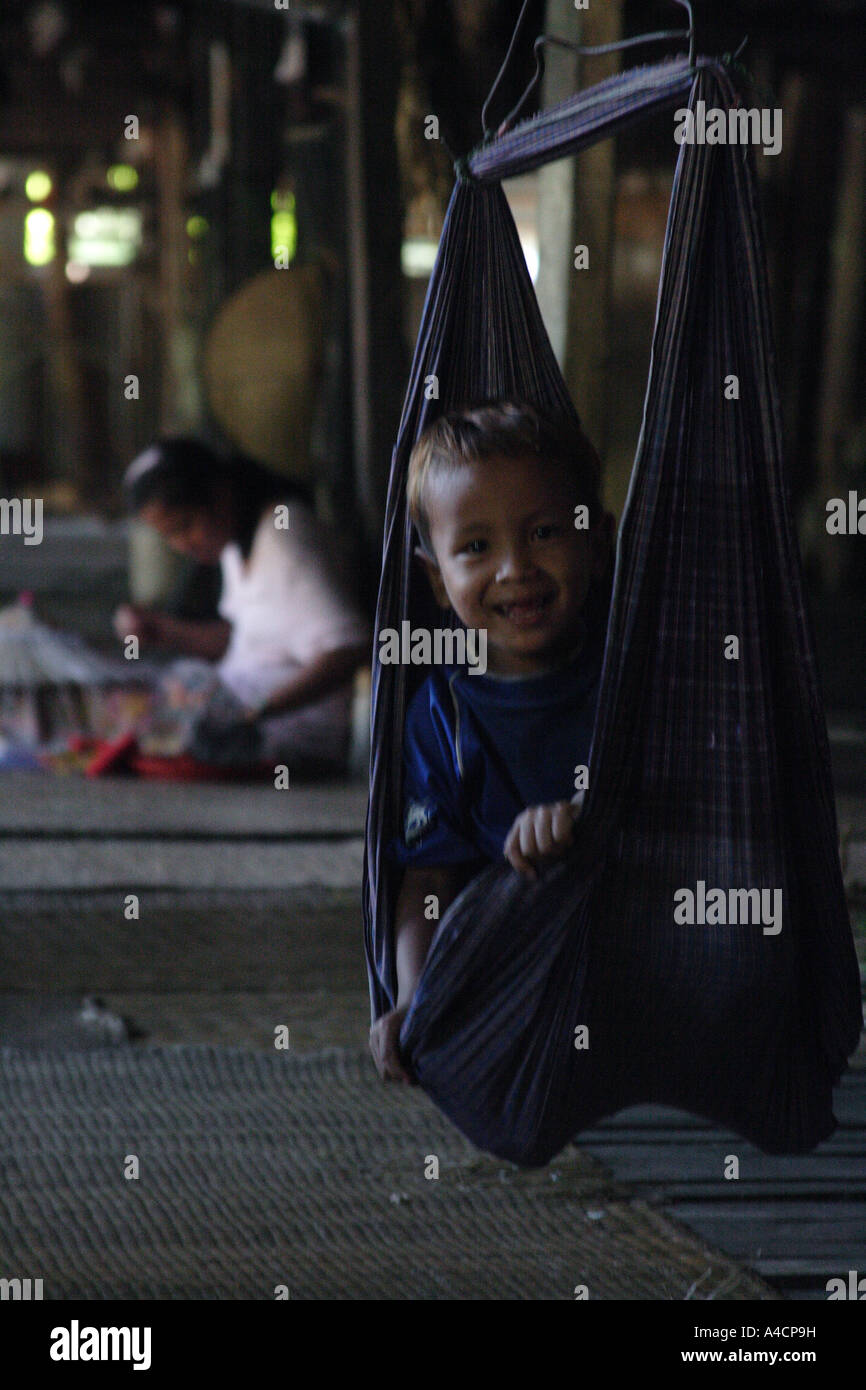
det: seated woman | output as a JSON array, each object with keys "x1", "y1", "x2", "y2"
[{"x1": 115, "y1": 438, "x2": 369, "y2": 773}]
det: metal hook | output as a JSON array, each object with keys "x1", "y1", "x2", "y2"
[
  {"x1": 481, "y1": 0, "x2": 696, "y2": 139},
  {"x1": 672, "y1": 0, "x2": 696, "y2": 69}
]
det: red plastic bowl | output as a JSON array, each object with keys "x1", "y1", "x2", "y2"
[{"x1": 129, "y1": 752, "x2": 271, "y2": 782}]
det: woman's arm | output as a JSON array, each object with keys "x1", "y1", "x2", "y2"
[
  {"x1": 257, "y1": 642, "x2": 369, "y2": 716},
  {"x1": 113, "y1": 604, "x2": 231, "y2": 660},
  {"x1": 155, "y1": 614, "x2": 232, "y2": 660}
]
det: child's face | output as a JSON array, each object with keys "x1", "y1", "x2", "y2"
[{"x1": 421, "y1": 453, "x2": 610, "y2": 676}]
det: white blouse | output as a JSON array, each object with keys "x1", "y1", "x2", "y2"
[{"x1": 217, "y1": 500, "x2": 368, "y2": 719}]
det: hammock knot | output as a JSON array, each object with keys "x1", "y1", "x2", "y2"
[{"x1": 453, "y1": 154, "x2": 478, "y2": 185}]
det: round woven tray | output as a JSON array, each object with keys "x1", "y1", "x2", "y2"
[{"x1": 203, "y1": 264, "x2": 325, "y2": 477}]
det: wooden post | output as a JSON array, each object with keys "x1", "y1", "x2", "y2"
[
  {"x1": 344, "y1": 1, "x2": 407, "y2": 566},
  {"x1": 155, "y1": 109, "x2": 197, "y2": 434},
  {"x1": 42, "y1": 190, "x2": 90, "y2": 499},
  {"x1": 814, "y1": 107, "x2": 866, "y2": 591},
  {"x1": 344, "y1": 7, "x2": 372, "y2": 543},
  {"x1": 129, "y1": 107, "x2": 192, "y2": 605},
  {"x1": 766, "y1": 74, "x2": 841, "y2": 507},
  {"x1": 534, "y1": 3, "x2": 583, "y2": 367},
  {"x1": 535, "y1": 0, "x2": 622, "y2": 462}
]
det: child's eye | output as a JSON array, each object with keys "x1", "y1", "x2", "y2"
[
  {"x1": 461, "y1": 538, "x2": 487, "y2": 555},
  {"x1": 532, "y1": 523, "x2": 558, "y2": 540}
]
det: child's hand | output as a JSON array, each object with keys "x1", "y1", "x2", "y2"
[
  {"x1": 369, "y1": 1006, "x2": 413, "y2": 1084},
  {"x1": 504, "y1": 795, "x2": 584, "y2": 880}
]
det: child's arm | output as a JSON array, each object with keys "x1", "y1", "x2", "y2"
[
  {"x1": 369, "y1": 863, "x2": 466, "y2": 1083},
  {"x1": 504, "y1": 792, "x2": 585, "y2": 880}
]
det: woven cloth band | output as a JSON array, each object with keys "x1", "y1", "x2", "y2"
[{"x1": 363, "y1": 57, "x2": 862, "y2": 1165}]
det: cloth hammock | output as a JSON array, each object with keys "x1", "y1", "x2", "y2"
[{"x1": 363, "y1": 55, "x2": 863, "y2": 1166}]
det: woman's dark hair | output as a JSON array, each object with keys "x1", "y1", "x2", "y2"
[{"x1": 123, "y1": 437, "x2": 313, "y2": 559}]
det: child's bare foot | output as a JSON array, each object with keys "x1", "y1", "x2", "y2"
[
  {"x1": 369, "y1": 1007, "x2": 413, "y2": 1084},
  {"x1": 504, "y1": 797, "x2": 584, "y2": 879}
]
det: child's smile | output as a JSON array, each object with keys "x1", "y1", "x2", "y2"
[
  {"x1": 493, "y1": 588, "x2": 556, "y2": 628},
  {"x1": 421, "y1": 453, "x2": 610, "y2": 676}
]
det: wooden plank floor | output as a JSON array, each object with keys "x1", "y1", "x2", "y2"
[{"x1": 577, "y1": 1055, "x2": 866, "y2": 1300}]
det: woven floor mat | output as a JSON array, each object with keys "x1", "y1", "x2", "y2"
[{"x1": 0, "y1": 1044, "x2": 775, "y2": 1300}]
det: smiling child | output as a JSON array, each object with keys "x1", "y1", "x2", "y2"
[{"x1": 370, "y1": 399, "x2": 614, "y2": 1082}]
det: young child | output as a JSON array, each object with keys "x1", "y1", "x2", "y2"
[{"x1": 370, "y1": 400, "x2": 614, "y2": 1082}]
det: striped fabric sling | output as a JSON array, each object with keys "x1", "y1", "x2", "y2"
[{"x1": 362, "y1": 54, "x2": 862, "y2": 1165}]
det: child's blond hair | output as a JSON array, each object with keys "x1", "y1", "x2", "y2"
[{"x1": 407, "y1": 399, "x2": 603, "y2": 556}]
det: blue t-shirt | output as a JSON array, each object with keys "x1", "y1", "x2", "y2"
[{"x1": 392, "y1": 634, "x2": 603, "y2": 868}]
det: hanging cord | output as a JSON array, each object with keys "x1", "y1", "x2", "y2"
[
  {"x1": 717, "y1": 37, "x2": 777, "y2": 110},
  {"x1": 481, "y1": 0, "x2": 695, "y2": 139},
  {"x1": 721, "y1": 35, "x2": 773, "y2": 103}
]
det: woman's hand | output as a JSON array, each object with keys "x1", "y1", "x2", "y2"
[
  {"x1": 113, "y1": 603, "x2": 172, "y2": 647},
  {"x1": 504, "y1": 795, "x2": 585, "y2": 880},
  {"x1": 112, "y1": 607, "x2": 231, "y2": 660},
  {"x1": 369, "y1": 1006, "x2": 413, "y2": 1084}
]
